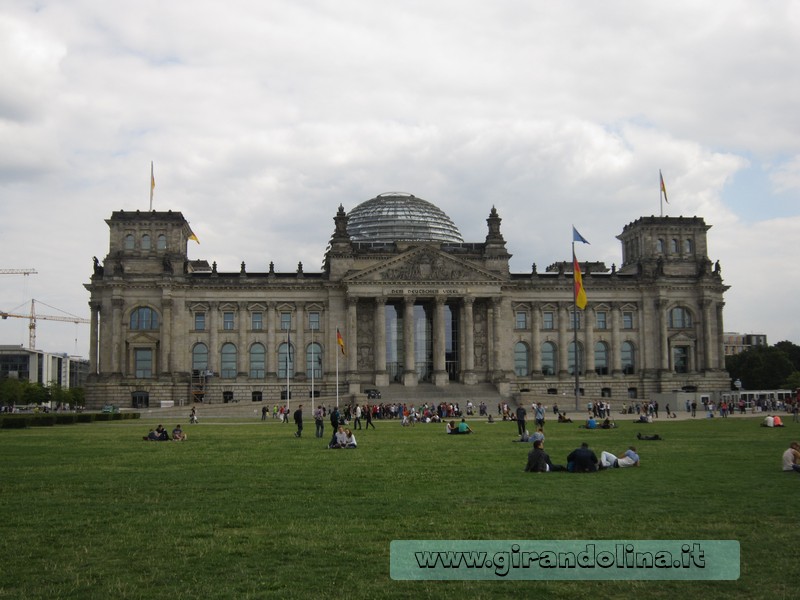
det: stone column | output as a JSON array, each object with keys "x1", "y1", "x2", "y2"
[
  {"x1": 403, "y1": 295, "x2": 417, "y2": 386},
  {"x1": 558, "y1": 302, "x2": 569, "y2": 377},
  {"x1": 701, "y1": 299, "x2": 713, "y2": 372},
  {"x1": 530, "y1": 302, "x2": 541, "y2": 377},
  {"x1": 461, "y1": 296, "x2": 476, "y2": 384},
  {"x1": 89, "y1": 302, "x2": 99, "y2": 374},
  {"x1": 266, "y1": 302, "x2": 276, "y2": 379},
  {"x1": 658, "y1": 299, "x2": 669, "y2": 372},
  {"x1": 111, "y1": 296, "x2": 123, "y2": 374},
  {"x1": 208, "y1": 302, "x2": 219, "y2": 374},
  {"x1": 346, "y1": 296, "x2": 358, "y2": 376},
  {"x1": 432, "y1": 296, "x2": 448, "y2": 386},
  {"x1": 374, "y1": 297, "x2": 388, "y2": 387},
  {"x1": 491, "y1": 297, "x2": 504, "y2": 381},
  {"x1": 716, "y1": 302, "x2": 726, "y2": 370},
  {"x1": 584, "y1": 306, "x2": 595, "y2": 375},
  {"x1": 295, "y1": 302, "x2": 306, "y2": 380},
  {"x1": 611, "y1": 303, "x2": 622, "y2": 375},
  {"x1": 161, "y1": 297, "x2": 173, "y2": 374}
]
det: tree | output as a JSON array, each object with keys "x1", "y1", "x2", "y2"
[
  {"x1": 774, "y1": 340, "x2": 800, "y2": 371},
  {"x1": 725, "y1": 345, "x2": 794, "y2": 390}
]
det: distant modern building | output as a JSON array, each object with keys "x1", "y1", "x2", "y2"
[
  {"x1": 84, "y1": 193, "x2": 731, "y2": 408},
  {"x1": 0, "y1": 345, "x2": 88, "y2": 388},
  {"x1": 723, "y1": 332, "x2": 768, "y2": 356}
]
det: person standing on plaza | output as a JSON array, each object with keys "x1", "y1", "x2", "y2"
[
  {"x1": 534, "y1": 402, "x2": 546, "y2": 429},
  {"x1": 353, "y1": 403, "x2": 362, "y2": 430},
  {"x1": 261, "y1": 405, "x2": 268, "y2": 421},
  {"x1": 365, "y1": 404, "x2": 375, "y2": 429},
  {"x1": 314, "y1": 406, "x2": 325, "y2": 438},
  {"x1": 293, "y1": 405, "x2": 303, "y2": 438},
  {"x1": 516, "y1": 404, "x2": 527, "y2": 436}
]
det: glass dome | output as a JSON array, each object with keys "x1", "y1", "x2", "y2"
[{"x1": 347, "y1": 192, "x2": 463, "y2": 244}]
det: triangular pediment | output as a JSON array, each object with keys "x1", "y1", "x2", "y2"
[{"x1": 343, "y1": 246, "x2": 506, "y2": 284}]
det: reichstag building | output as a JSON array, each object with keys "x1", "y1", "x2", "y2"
[{"x1": 84, "y1": 192, "x2": 730, "y2": 408}]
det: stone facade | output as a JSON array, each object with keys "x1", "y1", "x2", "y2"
[{"x1": 83, "y1": 204, "x2": 730, "y2": 409}]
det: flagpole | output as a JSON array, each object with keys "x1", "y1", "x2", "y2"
[
  {"x1": 286, "y1": 326, "x2": 291, "y2": 414},
  {"x1": 573, "y1": 239, "x2": 580, "y2": 413},
  {"x1": 659, "y1": 171, "x2": 663, "y2": 217},
  {"x1": 336, "y1": 335, "x2": 340, "y2": 409},
  {"x1": 311, "y1": 325, "x2": 315, "y2": 414},
  {"x1": 149, "y1": 161, "x2": 154, "y2": 211}
]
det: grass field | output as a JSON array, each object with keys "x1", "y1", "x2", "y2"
[{"x1": 0, "y1": 415, "x2": 796, "y2": 599}]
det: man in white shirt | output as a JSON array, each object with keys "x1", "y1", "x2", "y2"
[
  {"x1": 600, "y1": 446, "x2": 640, "y2": 469},
  {"x1": 782, "y1": 442, "x2": 800, "y2": 473}
]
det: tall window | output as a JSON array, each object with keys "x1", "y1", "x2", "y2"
[
  {"x1": 221, "y1": 343, "x2": 237, "y2": 378},
  {"x1": 515, "y1": 311, "x2": 527, "y2": 330},
  {"x1": 192, "y1": 343, "x2": 208, "y2": 372},
  {"x1": 130, "y1": 307, "x2": 159, "y2": 330},
  {"x1": 280, "y1": 312, "x2": 292, "y2": 331},
  {"x1": 594, "y1": 341, "x2": 609, "y2": 375},
  {"x1": 670, "y1": 239, "x2": 679, "y2": 253},
  {"x1": 251, "y1": 312, "x2": 263, "y2": 331},
  {"x1": 141, "y1": 234, "x2": 151, "y2": 250},
  {"x1": 669, "y1": 307, "x2": 692, "y2": 328},
  {"x1": 673, "y1": 346, "x2": 689, "y2": 373},
  {"x1": 157, "y1": 234, "x2": 167, "y2": 250},
  {"x1": 568, "y1": 341, "x2": 583, "y2": 375},
  {"x1": 223, "y1": 311, "x2": 235, "y2": 330},
  {"x1": 249, "y1": 343, "x2": 265, "y2": 378},
  {"x1": 134, "y1": 348, "x2": 152, "y2": 378},
  {"x1": 278, "y1": 342, "x2": 294, "y2": 378},
  {"x1": 684, "y1": 239, "x2": 693, "y2": 254},
  {"x1": 657, "y1": 239, "x2": 665, "y2": 253},
  {"x1": 542, "y1": 311, "x2": 554, "y2": 330},
  {"x1": 541, "y1": 341, "x2": 556, "y2": 376},
  {"x1": 194, "y1": 312, "x2": 206, "y2": 331},
  {"x1": 307, "y1": 342, "x2": 323, "y2": 379},
  {"x1": 124, "y1": 234, "x2": 135, "y2": 250},
  {"x1": 569, "y1": 311, "x2": 582, "y2": 330},
  {"x1": 621, "y1": 341, "x2": 635, "y2": 374},
  {"x1": 595, "y1": 311, "x2": 607, "y2": 330},
  {"x1": 622, "y1": 311, "x2": 634, "y2": 330},
  {"x1": 514, "y1": 342, "x2": 529, "y2": 376},
  {"x1": 309, "y1": 311, "x2": 320, "y2": 331}
]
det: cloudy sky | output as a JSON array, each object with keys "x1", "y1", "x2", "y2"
[{"x1": 1, "y1": 0, "x2": 799, "y2": 356}]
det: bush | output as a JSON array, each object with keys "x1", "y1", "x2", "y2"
[
  {"x1": 31, "y1": 415, "x2": 56, "y2": 427},
  {"x1": 77, "y1": 413, "x2": 94, "y2": 423},
  {"x1": 1, "y1": 416, "x2": 29, "y2": 429},
  {"x1": 55, "y1": 414, "x2": 77, "y2": 425}
]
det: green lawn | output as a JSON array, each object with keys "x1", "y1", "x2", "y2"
[{"x1": 0, "y1": 416, "x2": 796, "y2": 599}]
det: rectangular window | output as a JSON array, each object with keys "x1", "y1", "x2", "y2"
[
  {"x1": 280, "y1": 312, "x2": 292, "y2": 331},
  {"x1": 515, "y1": 311, "x2": 527, "y2": 330},
  {"x1": 309, "y1": 311, "x2": 320, "y2": 331},
  {"x1": 194, "y1": 312, "x2": 206, "y2": 331},
  {"x1": 595, "y1": 311, "x2": 607, "y2": 330},
  {"x1": 223, "y1": 312, "x2": 235, "y2": 330},
  {"x1": 134, "y1": 349, "x2": 152, "y2": 378},
  {"x1": 251, "y1": 312, "x2": 263, "y2": 330},
  {"x1": 622, "y1": 311, "x2": 634, "y2": 329},
  {"x1": 542, "y1": 311, "x2": 554, "y2": 330},
  {"x1": 570, "y1": 311, "x2": 582, "y2": 330}
]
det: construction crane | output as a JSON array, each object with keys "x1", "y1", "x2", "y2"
[
  {"x1": 0, "y1": 269, "x2": 38, "y2": 275},
  {"x1": 0, "y1": 299, "x2": 90, "y2": 350}
]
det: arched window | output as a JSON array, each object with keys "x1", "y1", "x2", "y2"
[
  {"x1": 192, "y1": 343, "x2": 208, "y2": 372},
  {"x1": 249, "y1": 343, "x2": 265, "y2": 378},
  {"x1": 220, "y1": 343, "x2": 237, "y2": 378},
  {"x1": 670, "y1": 238, "x2": 679, "y2": 253},
  {"x1": 657, "y1": 239, "x2": 665, "y2": 253},
  {"x1": 157, "y1": 234, "x2": 167, "y2": 250},
  {"x1": 306, "y1": 342, "x2": 323, "y2": 379},
  {"x1": 124, "y1": 234, "x2": 135, "y2": 250},
  {"x1": 514, "y1": 342, "x2": 529, "y2": 377},
  {"x1": 141, "y1": 234, "x2": 151, "y2": 250},
  {"x1": 130, "y1": 307, "x2": 159, "y2": 330},
  {"x1": 278, "y1": 342, "x2": 294, "y2": 378},
  {"x1": 541, "y1": 342, "x2": 556, "y2": 376},
  {"x1": 684, "y1": 238, "x2": 692, "y2": 254},
  {"x1": 594, "y1": 341, "x2": 609, "y2": 375},
  {"x1": 568, "y1": 341, "x2": 584, "y2": 375},
  {"x1": 669, "y1": 307, "x2": 692, "y2": 328},
  {"x1": 621, "y1": 341, "x2": 635, "y2": 374}
]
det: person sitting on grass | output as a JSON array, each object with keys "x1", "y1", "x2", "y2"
[
  {"x1": 581, "y1": 415, "x2": 597, "y2": 429},
  {"x1": 600, "y1": 418, "x2": 616, "y2": 429},
  {"x1": 344, "y1": 428, "x2": 357, "y2": 448},
  {"x1": 637, "y1": 432, "x2": 662, "y2": 441},
  {"x1": 172, "y1": 425, "x2": 187, "y2": 441},
  {"x1": 773, "y1": 415, "x2": 785, "y2": 427},
  {"x1": 525, "y1": 440, "x2": 566, "y2": 472},
  {"x1": 762, "y1": 415, "x2": 775, "y2": 428},
  {"x1": 513, "y1": 430, "x2": 531, "y2": 442},
  {"x1": 566, "y1": 442, "x2": 599, "y2": 472},
  {"x1": 782, "y1": 441, "x2": 800, "y2": 473},
  {"x1": 446, "y1": 420, "x2": 457, "y2": 434},
  {"x1": 143, "y1": 429, "x2": 158, "y2": 441},
  {"x1": 156, "y1": 424, "x2": 169, "y2": 441},
  {"x1": 329, "y1": 425, "x2": 348, "y2": 449},
  {"x1": 599, "y1": 446, "x2": 640, "y2": 469},
  {"x1": 486, "y1": 414, "x2": 495, "y2": 424},
  {"x1": 457, "y1": 418, "x2": 473, "y2": 434},
  {"x1": 557, "y1": 412, "x2": 573, "y2": 423}
]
